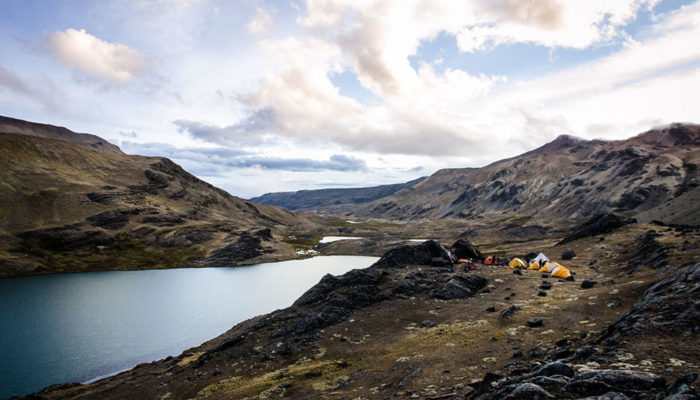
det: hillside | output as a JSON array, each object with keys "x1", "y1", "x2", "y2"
[
  {"x1": 330, "y1": 124, "x2": 700, "y2": 225},
  {"x1": 0, "y1": 117, "x2": 328, "y2": 278},
  {"x1": 23, "y1": 226, "x2": 700, "y2": 399},
  {"x1": 250, "y1": 177, "x2": 425, "y2": 211}
]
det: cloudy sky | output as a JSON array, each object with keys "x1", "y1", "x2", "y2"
[{"x1": 1, "y1": 0, "x2": 698, "y2": 198}]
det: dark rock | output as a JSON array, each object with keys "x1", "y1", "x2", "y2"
[
  {"x1": 374, "y1": 240, "x2": 454, "y2": 268},
  {"x1": 567, "y1": 370, "x2": 665, "y2": 395},
  {"x1": 255, "y1": 228, "x2": 273, "y2": 241},
  {"x1": 663, "y1": 394, "x2": 699, "y2": 400},
  {"x1": 558, "y1": 213, "x2": 634, "y2": 245},
  {"x1": 144, "y1": 169, "x2": 169, "y2": 188},
  {"x1": 528, "y1": 347, "x2": 546, "y2": 358},
  {"x1": 538, "y1": 291, "x2": 547, "y2": 297},
  {"x1": 278, "y1": 382, "x2": 292, "y2": 389},
  {"x1": 527, "y1": 317, "x2": 544, "y2": 328},
  {"x1": 86, "y1": 192, "x2": 123, "y2": 204},
  {"x1": 434, "y1": 274, "x2": 488, "y2": 300},
  {"x1": 632, "y1": 262, "x2": 700, "y2": 335},
  {"x1": 451, "y1": 238, "x2": 483, "y2": 261},
  {"x1": 523, "y1": 376, "x2": 570, "y2": 391},
  {"x1": 486, "y1": 306, "x2": 496, "y2": 313},
  {"x1": 627, "y1": 230, "x2": 669, "y2": 274},
  {"x1": 468, "y1": 372, "x2": 503, "y2": 396},
  {"x1": 581, "y1": 279, "x2": 598, "y2": 289},
  {"x1": 576, "y1": 393, "x2": 630, "y2": 400},
  {"x1": 131, "y1": 226, "x2": 156, "y2": 238},
  {"x1": 540, "y1": 282, "x2": 552, "y2": 290},
  {"x1": 421, "y1": 320, "x2": 436, "y2": 328},
  {"x1": 19, "y1": 224, "x2": 114, "y2": 252},
  {"x1": 503, "y1": 382, "x2": 555, "y2": 399},
  {"x1": 531, "y1": 361, "x2": 574, "y2": 378},
  {"x1": 562, "y1": 248, "x2": 576, "y2": 260},
  {"x1": 87, "y1": 209, "x2": 139, "y2": 229},
  {"x1": 513, "y1": 350, "x2": 524, "y2": 358},
  {"x1": 201, "y1": 235, "x2": 264, "y2": 267},
  {"x1": 499, "y1": 305, "x2": 521, "y2": 320},
  {"x1": 140, "y1": 213, "x2": 186, "y2": 226},
  {"x1": 669, "y1": 373, "x2": 698, "y2": 395},
  {"x1": 564, "y1": 379, "x2": 616, "y2": 396},
  {"x1": 392, "y1": 279, "x2": 417, "y2": 295}
]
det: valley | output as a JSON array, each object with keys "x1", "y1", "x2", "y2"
[{"x1": 1, "y1": 117, "x2": 698, "y2": 399}]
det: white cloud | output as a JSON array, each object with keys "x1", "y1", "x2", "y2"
[
  {"x1": 47, "y1": 28, "x2": 149, "y2": 83},
  {"x1": 248, "y1": 8, "x2": 274, "y2": 35},
  {"x1": 214, "y1": 0, "x2": 698, "y2": 159}
]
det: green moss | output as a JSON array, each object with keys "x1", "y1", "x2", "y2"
[{"x1": 282, "y1": 233, "x2": 323, "y2": 248}]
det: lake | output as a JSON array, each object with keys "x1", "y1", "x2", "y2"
[{"x1": 0, "y1": 255, "x2": 378, "y2": 399}]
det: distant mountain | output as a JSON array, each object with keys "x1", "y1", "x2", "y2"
[
  {"x1": 250, "y1": 177, "x2": 426, "y2": 211},
  {"x1": 0, "y1": 116, "x2": 326, "y2": 277},
  {"x1": 319, "y1": 123, "x2": 700, "y2": 225}
]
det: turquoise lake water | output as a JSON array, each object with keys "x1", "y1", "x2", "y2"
[{"x1": 0, "y1": 256, "x2": 378, "y2": 399}]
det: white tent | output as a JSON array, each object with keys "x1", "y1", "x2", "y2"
[{"x1": 532, "y1": 252, "x2": 550, "y2": 264}]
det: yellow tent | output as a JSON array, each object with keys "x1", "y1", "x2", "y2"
[
  {"x1": 528, "y1": 262, "x2": 541, "y2": 270},
  {"x1": 540, "y1": 262, "x2": 559, "y2": 272},
  {"x1": 551, "y1": 264, "x2": 571, "y2": 278},
  {"x1": 509, "y1": 258, "x2": 526, "y2": 269}
]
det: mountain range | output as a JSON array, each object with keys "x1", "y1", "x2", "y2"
[{"x1": 253, "y1": 123, "x2": 700, "y2": 226}]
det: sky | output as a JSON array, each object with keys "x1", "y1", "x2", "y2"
[{"x1": 1, "y1": 0, "x2": 699, "y2": 198}]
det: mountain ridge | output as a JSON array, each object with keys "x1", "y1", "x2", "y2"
[
  {"x1": 0, "y1": 116, "x2": 327, "y2": 278},
  {"x1": 257, "y1": 124, "x2": 700, "y2": 226}
]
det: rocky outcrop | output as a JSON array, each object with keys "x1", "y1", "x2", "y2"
[
  {"x1": 627, "y1": 230, "x2": 669, "y2": 274},
  {"x1": 433, "y1": 274, "x2": 488, "y2": 299},
  {"x1": 558, "y1": 213, "x2": 635, "y2": 245},
  {"x1": 602, "y1": 263, "x2": 700, "y2": 341},
  {"x1": 281, "y1": 241, "x2": 486, "y2": 337},
  {"x1": 200, "y1": 235, "x2": 266, "y2": 267}
]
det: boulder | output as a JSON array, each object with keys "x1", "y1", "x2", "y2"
[
  {"x1": 374, "y1": 240, "x2": 454, "y2": 268},
  {"x1": 503, "y1": 383, "x2": 555, "y2": 399},
  {"x1": 527, "y1": 317, "x2": 544, "y2": 327},
  {"x1": 499, "y1": 305, "x2": 520, "y2": 320},
  {"x1": 451, "y1": 238, "x2": 483, "y2": 261},
  {"x1": 531, "y1": 361, "x2": 574, "y2": 378},
  {"x1": 581, "y1": 279, "x2": 598, "y2": 289},
  {"x1": 434, "y1": 274, "x2": 488, "y2": 300},
  {"x1": 561, "y1": 248, "x2": 576, "y2": 260},
  {"x1": 565, "y1": 370, "x2": 665, "y2": 396}
]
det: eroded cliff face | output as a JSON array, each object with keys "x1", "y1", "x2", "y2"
[
  {"x1": 21, "y1": 224, "x2": 699, "y2": 400},
  {"x1": 0, "y1": 118, "x2": 328, "y2": 277}
]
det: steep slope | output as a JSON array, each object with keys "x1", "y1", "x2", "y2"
[
  {"x1": 250, "y1": 177, "x2": 425, "y2": 211},
  {"x1": 343, "y1": 123, "x2": 700, "y2": 225},
  {"x1": 0, "y1": 117, "x2": 327, "y2": 277}
]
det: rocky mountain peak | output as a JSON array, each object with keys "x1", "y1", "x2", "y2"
[{"x1": 634, "y1": 122, "x2": 700, "y2": 147}]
